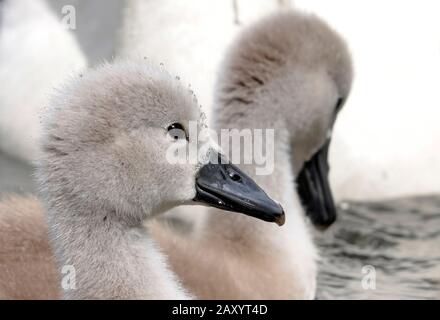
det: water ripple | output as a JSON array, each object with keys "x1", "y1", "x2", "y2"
[{"x1": 315, "y1": 195, "x2": 440, "y2": 299}]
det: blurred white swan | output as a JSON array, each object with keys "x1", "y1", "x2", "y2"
[
  {"x1": 0, "y1": 0, "x2": 86, "y2": 163},
  {"x1": 118, "y1": 0, "x2": 293, "y2": 121}
]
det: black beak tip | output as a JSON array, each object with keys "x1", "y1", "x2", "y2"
[
  {"x1": 274, "y1": 208, "x2": 286, "y2": 226},
  {"x1": 310, "y1": 211, "x2": 337, "y2": 230},
  {"x1": 296, "y1": 137, "x2": 337, "y2": 231}
]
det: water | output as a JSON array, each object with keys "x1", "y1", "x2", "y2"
[{"x1": 315, "y1": 196, "x2": 440, "y2": 299}]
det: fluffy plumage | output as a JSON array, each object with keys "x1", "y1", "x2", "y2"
[
  {"x1": 0, "y1": 195, "x2": 57, "y2": 299},
  {"x1": 0, "y1": 60, "x2": 213, "y2": 299},
  {"x1": 0, "y1": 9, "x2": 353, "y2": 300}
]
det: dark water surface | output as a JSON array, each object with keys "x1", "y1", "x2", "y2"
[{"x1": 315, "y1": 196, "x2": 440, "y2": 299}]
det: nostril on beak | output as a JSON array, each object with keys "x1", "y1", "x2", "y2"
[{"x1": 229, "y1": 172, "x2": 241, "y2": 182}]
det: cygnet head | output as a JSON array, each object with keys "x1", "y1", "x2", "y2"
[
  {"x1": 36, "y1": 61, "x2": 285, "y2": 226},
  {"x1": 214, "y1": 11, "x2": 353, "y2": 228}
]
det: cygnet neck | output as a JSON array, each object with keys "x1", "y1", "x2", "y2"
[{"x1": 46, "y1": 196, "x2": 188, "y2": 299}]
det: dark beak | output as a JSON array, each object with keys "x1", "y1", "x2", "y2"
[
  {"x1": 296, "y1": 138, "x2": 336, "y2": 229},
  {"x1": 193, "y1": 151, "x2": 285, "y2": 226}
]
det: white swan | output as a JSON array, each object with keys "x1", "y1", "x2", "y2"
[
  {"x1": 0, "y1": 0, "x2": 86, "y2": 163},
  {"x1": 151, "y1": 10, "x2": 353, "y2": 299},
  {"x1": 0, "y1": 60, "x2": 284, "y2": 299},
  {"x1": 117, "y1": 0, "x2": 293, "y2": 121}
]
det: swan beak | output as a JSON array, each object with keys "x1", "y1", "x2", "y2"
[
  {"x1": 194, "y1": 152, "x2": 285, "y2": 226},
  {"x1": 296, "y1": 138, "x2": 337, "y2": 229}
]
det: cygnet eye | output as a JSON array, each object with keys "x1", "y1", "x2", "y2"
[{"x1": 167, "y1": 123, "x2": 188, "y2": 141}]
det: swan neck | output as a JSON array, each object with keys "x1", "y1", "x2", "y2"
[{"x1": 46, "y1": 203, "x2": 186, "y2": 299}]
